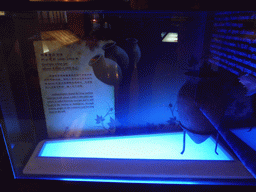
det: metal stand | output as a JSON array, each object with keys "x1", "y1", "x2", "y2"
[
  {"x1": 181, "y1": 130, "x2": 186, "y2": 154},
  {"x1": 215, "y1": 132, "x2": 219, "y2": 155}
]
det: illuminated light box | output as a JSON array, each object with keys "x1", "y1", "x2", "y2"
[
  {"x1": 162, "y1": 33, "x2": 178, "y2": 42},
  {"x1": 39, "y1": 133, "x2": 231, "y2": 160},
  {"x1": 23, "y1": 133, "x2": 254, "y2": 179}
]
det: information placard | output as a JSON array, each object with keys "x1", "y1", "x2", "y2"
[{"x1": 34, "y1": 40, "x2": 115, "y2": 138}]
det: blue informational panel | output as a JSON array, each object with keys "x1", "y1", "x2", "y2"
[{"x1": 209, "y1": 11, "x2": 256, "y2": 77}]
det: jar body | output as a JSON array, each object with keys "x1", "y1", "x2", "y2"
[
  {"x1": 124, "y1": 38, "x2": 141, "y2": 69},
  {"x1": 102, "y1": 42, "x2": 129, "y2": 71}
]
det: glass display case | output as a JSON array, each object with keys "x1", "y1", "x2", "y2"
[{"x1": 1, "y1": 10, "x2": 256, "y2": 185}]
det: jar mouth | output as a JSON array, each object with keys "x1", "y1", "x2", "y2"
[
  {"x1": 126, "y1": 38, "x2": 138, "y2": 43},
  {"x1": 89, "y1": 54, "x2": 103, "y2": 66},
  {"x1": 102, "y1": 42, "x2": 116, "y2": 50}
]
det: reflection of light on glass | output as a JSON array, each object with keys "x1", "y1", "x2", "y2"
[
  {"x1": 63, "y1": 11, "x2": 68, "y2": 23},
  {"x1": 41, "y1": 30, "x2": 79, "y2": 47},
  {"x1": 161, "y1": 32, "x2": 167, "y2": 38},
  {"x1": 39, "y1": 133, "x2": 233, "y2": 160},
  {"x1": 42, "y1": 42, "x2": 49, "y2": 53},
  {"x1": 162, "y1": 33, "x2": 178, "y2": 42},
  {"x1": 64, "y1": 113, "x2": 87, "y2": 138},
  {"x1": 231, "y1": 127, "x2": 256, "y2": 151},
  {"x1": 92, "y1": 19, "x2": 100, "y2": 30}
]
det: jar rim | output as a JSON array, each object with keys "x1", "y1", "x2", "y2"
[
  {"x1": 102, "y1": 42, "x2": 116, "y2": 50},
  {"x1": 89, "y1": 54, "x2": 103, "y2": 66},
  {"x1": 126, "y1": 38, "x2": 138, "y2": 43}
]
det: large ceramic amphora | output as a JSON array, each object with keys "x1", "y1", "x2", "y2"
[{"x1": 176, "y1": 77, "x2": 216, "y2": 144}]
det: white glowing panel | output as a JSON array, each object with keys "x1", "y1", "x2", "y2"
[
  {"x1": 24, "y1": 133, "x2": 255, "y2": 179},
  {"x1": 162, "y1": 33, "x2": 178, "y2": 42},
  {"x1": 39, "y1": 133, "x2": 232, "y2": 160}
]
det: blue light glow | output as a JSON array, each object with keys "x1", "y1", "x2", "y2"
[
  {"x1": 58, "y1": 177, "x2": 202, "y2": 185},
  {"x1": 0, "y1": 124, "x2": 16, "y2": 179},
  {"x1": 21, "y1": 176, "x2": 207, "y2": 185},
  {"x1": 22, "y1": 176, "x2": 255, "y2": 186},
  {"x1": 210, "y1": 11, "x2": 256, "y2": 76},
  {"x1": 231, "y1": 127, "x2": 256, "y2": 151},
  {"x1": 39, "y1": 133, "x2": 233, "y2": 160}
]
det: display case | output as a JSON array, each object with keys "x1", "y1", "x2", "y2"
[{"x1": 1, "y1": 10, "x2": 256, "y2": 186}]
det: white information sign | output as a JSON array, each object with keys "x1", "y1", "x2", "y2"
[{"x1": 34, "y1": 40, "x2": 115, "y2": 138}]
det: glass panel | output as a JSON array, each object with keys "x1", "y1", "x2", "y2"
[{"x1": 0, "y1": 10, "x2": 256, "y2": 185}]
